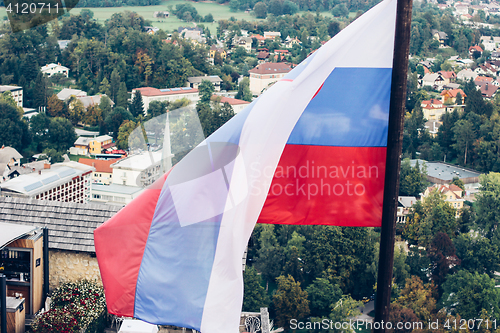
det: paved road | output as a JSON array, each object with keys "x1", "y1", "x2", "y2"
[{"x1": 355, "y1": 300, "x2": 374, "y2": 322}]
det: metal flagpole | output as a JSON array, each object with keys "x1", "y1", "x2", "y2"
[{"x1": 374, "y1": 0, "x2": 413, "y2": 330}]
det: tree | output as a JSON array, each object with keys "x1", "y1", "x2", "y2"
[
  {"x1": 116, "y1": 82, "x2": 129, "y2": 109},
  {"x1": 235, "y1": 77, "x2": 252, "y2": 102},
  {"x1": 99, "y1": 77, "x2": 111, "y2": 97},
  {"x1": 428, "y1": 232, "x2": 460, "y2": 290},
  {"x1": 47, "y1": 95, "x2": 67, "y2": 118},
  {"x1": 29, "y1": 112, "x2": 51, "y2": 150},
  {"x1": 255, "y1": 225, "x2": 284, "y2": 284},
  {"x1": 272, "y1": 275, "x2": 310, "y2": 329},
  {"x1": 454, "y1": 233, "x2": 500, "y2": 277},
  {"x1": 68, "y1": 97, "x2": 85, "y2": 126},
  {"x1": 387, "y1": 304, "x2": 420, "y2": 333},
  {"x1": 440, "y1": 270, "x2": 500, "y2": 320},
  {"x1": 399, "y1": 159, "x2": 427, "y2": 196},
  {"x1": 453, "y1": 119, "x2": 476, "y2": 165},
  {"x1": 253, "y1": 2, "x2": 267, "y2": 18},
  {"x1": 0, "y1": 101, "x2": 31, "y2": 152},
  {"x1": 475, "y1": 173, "x2": 500, "y2": 239},
  {"x1": 110, "y1": 69, "x2": 121, "y2": 103},
  {"x1": 306, "y1": 278, "x2": 341, "y2": 317},
  {"x1": 116, "y1": 120, "x2": 137, "y2": 150},
  {"x1": 104, "y1": 106, "x2": 134, "y2": 139},
  {"x1": 396, "y1": 276, "x2": 436, "y2": 321},
  {"x1": 42, "y1": 148, "x2": 64, "y2": 163},
  {"x1": 328, "y1": 21, "x2": 341, "y2": 38},
  {"x1": 83, "y1": 104, "x2": 103, "y2": 127},
  {"x1": 147, "y1": 100, "x2": 168, "y2": 119},
  {"x1": 242, "y1": 267, "x2": 269, "y2": 312},
  {"x1": 331, "y1": 4, "x2": 349, "y2": 17},
  {"x1": 403, "y1": 190, "x2": 457, "y2": 247},
  {"x1": 129, "y1": 91, "x2": 145, "y2": 118},
  {"x1": 99, "y1": 96, "x2": 113, "y2": 123},
  {"x1": 198, "y1": 80, "x2": 215, "y2": 104},
  {"x1": 32, "y1": 72, "x2": 49, "y2": 108},
  {"x1": 47, "y1": 117, "x2": 77, "y2": 151}
]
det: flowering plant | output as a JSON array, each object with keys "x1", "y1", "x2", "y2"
[{"x1": 32, "y1": 280, "x2": 106, "y2": 333}]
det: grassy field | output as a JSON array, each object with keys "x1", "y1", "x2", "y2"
[
  {"x1": 67, "y1": 0, "x2": 262, "y2": 34},
  {"x1": 0, "y1": 0, "x2": 342, "y2": 35}
]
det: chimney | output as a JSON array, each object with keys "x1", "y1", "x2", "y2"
[
  {"x1": 38, "y1": 170, "x2": 41, "y2": 175},
  {"x1": 44, "y1": 163, "x2": 50, "y2": 169},
  {"x1": 486, "y1": 83, "x2": 489, "y2": 90}
]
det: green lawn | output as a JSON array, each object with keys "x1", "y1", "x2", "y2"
[{"x1": 0, "y1": 0, "x2": 341, "y2": 35}]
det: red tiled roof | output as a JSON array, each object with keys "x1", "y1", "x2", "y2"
[
  {"x1": 440, "y1": 88, "x2": 466, "y2": 98},
  {"x1": 249, "y1": 63, "x2": 292, "y2": 75},
  {"x1": 78, "y1": 158, "x2": 121, "y2": 173},
  {"x1": 438, "y1": 71, "x2": 456, "y2": 79},
  {"x1": 475, "y1": 76, "x2": 494, "y2": 82},
  {"x1": 132, "y1": 87, "x2": 198, "y2": 97},
  {"x1": 211, "y1": 95, "x2": 250, "y2": 105},
  {"x1": 469, "y1": 45, "x2": 483, "y2": 52},
  {"x1": 479, "y1": 83, "x2": 498, "y2": 98}
]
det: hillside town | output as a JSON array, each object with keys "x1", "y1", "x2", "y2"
[{"x1": 2, "y1": 0, "x2": 500, "y2": 331}]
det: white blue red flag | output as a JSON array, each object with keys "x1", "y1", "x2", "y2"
[{"x1": 94, "y1": 0, "x2": 397, "y2": 331}]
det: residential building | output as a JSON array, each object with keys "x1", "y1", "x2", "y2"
[
  {"x1": 71, "y1": 135, "x2": 114, "y2": 155},
  {"x1": 131, "y1": 87, "x2": 199, "y2": 113},
  {"x1": 457, "y1": 68, "x2": 478, "y2": 81},
  {"x1": 233, "y1": 36, "x2": 252, "y2": 53},
  {"x1": 187, "y1": 75, "x2": 223, "y2": 91},
  {"x1": 437, "y1": 71, "x2": 456, "y2": 85},
  {"x1": 397, "y1": 196, "x2": 417, "y2": 223},
  {"x1": 423, "y1": 184, "x2": 465, "y2": 213},
  {"x1": 263, "y1": 31, "x2": 281, "y2": 39},
  {"x1": 432, "y1": 29, "x2": 448, "y2": 46},
  {"x1": 420, "y1": 72, "x2": 445, "y2": 90},
  {"x1": 284, "y1": 36, "x2": 301, "y2": 48},
  {"x1": 425, "y1": 119, "x2": 441, "y2": 137},
  {"x1": 57, "y1": 40, "x2": 70, "y2": 50},
  {"x1": 78, "y1": 94, "x2": 114, "y2": 109},
  {"x1": 0, "y1": 85, "x2": 23, "y2": 107},
  {"x1": 469, "y1": 45, "x2": 484, "y2": 57},
  {"x1": 40, "y1": 63, "x2": 69, "y2": 77},
  {"x1": 91, "y1": 183, "x2": 143, "y2": 205},
  {"x1": 153, "y1": 11, "x2": 169, "y2": 18},
  {"x1": 56, "y1": 88, "x2": 87, "y2": 102},
  {"x1": 410, "y1": 159, "x2": 482, "y2": 189},
  {"x1": 209, "y1": 45, "x2": 227, "y2": 60},
  {"x1": 0, "y1": 161, "x2": 94, "y2": 203},
  {"x1": 421, "y1": 98, "x2": 446, "y2": 120},
  {"x1": 0, "y1": 146, "x2": 23, "y2": 182},
  {"x1": 211, "y1": 95, "x2": 250, "y2": 114},
  {"x1": 178, "y1": 27, "x2": 205, "y2": 43},
  {"x1": 111, "y1": 151, "x2": 163, "y2": 187},
  {"x1": 480, "y1": 35, "x2": 500, "y2": 51},
  {"x1": 440, "y1": 88, "x2": 466, "y2": 104},
  {"x1": 248, "y1": 63, "x2": 292, "y2": 95},
  {"x1": 477, "y1": 82, "x2": 499, "y2": 99},
  {"x1": 0, "y1": 196, "x2": 122, "y2": 289},
  {"x1": 78, "y1": 158, "x2": 121, "y2": 185}
]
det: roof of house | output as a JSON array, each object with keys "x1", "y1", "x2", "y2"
[
  {"x1": 41, "y1": 63, "x2": 69, "y2": 71},
  {"x1": 438, "y1": 71, "x2": 456, "y2": 79},
  {"x1": 74, "y1": 135, "x2": 113, "y2": 147},
  {"x1": 78, "y1": 94, "x2": 114, "y2": 108},
  {"x1": 479, "y1": 83, "x2": 498, "y2": 98},
  {"x1": 440, "y1": 88, "x2": 466, "y2": 98},
  {"x1": 56, "y1": 88, "x2": 87, "y2": 101},
  {"x1": 211, "y1": 95, "x2": 250, "y2": 105},
  {"x1": 475, "y1": 75, "x2": 494, "y2": 82},
  {"x1": 422, "y1": 73, "x2": 443, "y2": 82},
  {"x1": 427, "y1": 184, "x2": 463, "y2": 199},
  {"x1": 422, "y1": 98, "x2": 443, "y2": 106},
  {"x1": 398, "y1": 196, "x2": 417, "y2": 208},
  {"x1": 0, "y1": 85, "x2": 22, "y2": 92},
  {"x1": 0, "y1": 196, "x2": 121, "y2": 252},
  {"x1": 249, "y1": 63, "x2": 292, "y2": 75},
  {"x1": 0, "y1": 162, "x2": 95, "y2": 196},
  {"x1": 0, "y1": 146, "x2": 22, "y2": 164},
  {"x1": 469, "y1": 45, "x2": 484, "y2": 52},
  {"x1": 110, "y1": 151, "x2": 162, "y2": 171},
  {"x1": 132, "y1": 87, "x2": 198, "y2": 97},
  {"x1": 91, "y1": 183, "x2": 144, "y2": 195},
  {"x1": 410, "y1": 159, "x2": 482, "y2": 181},
  {"x1": 257, "y1": 51, "x2": 270, "y2": 60},
  {"x1": 187, "y1": 76, "x2": 222, "y2": 84},
  {"x1": 78, "y1": 158, "x2": 120, "y2": 173}
]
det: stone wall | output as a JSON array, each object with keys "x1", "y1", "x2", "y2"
[{"x1": 49, "y1": 250, "x2": 102, "y2": 291}]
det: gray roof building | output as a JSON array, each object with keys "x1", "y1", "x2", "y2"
[
  {"x1": 0, "y1": 196, "x2": 121, "y2": 252},
  {"x1": 410, "y1": 159, "x2": 482, "y2": 189}
]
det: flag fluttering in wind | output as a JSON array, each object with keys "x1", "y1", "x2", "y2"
[{"x1": 94, "y1": 0, "x2": 397, "y2": 331}]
